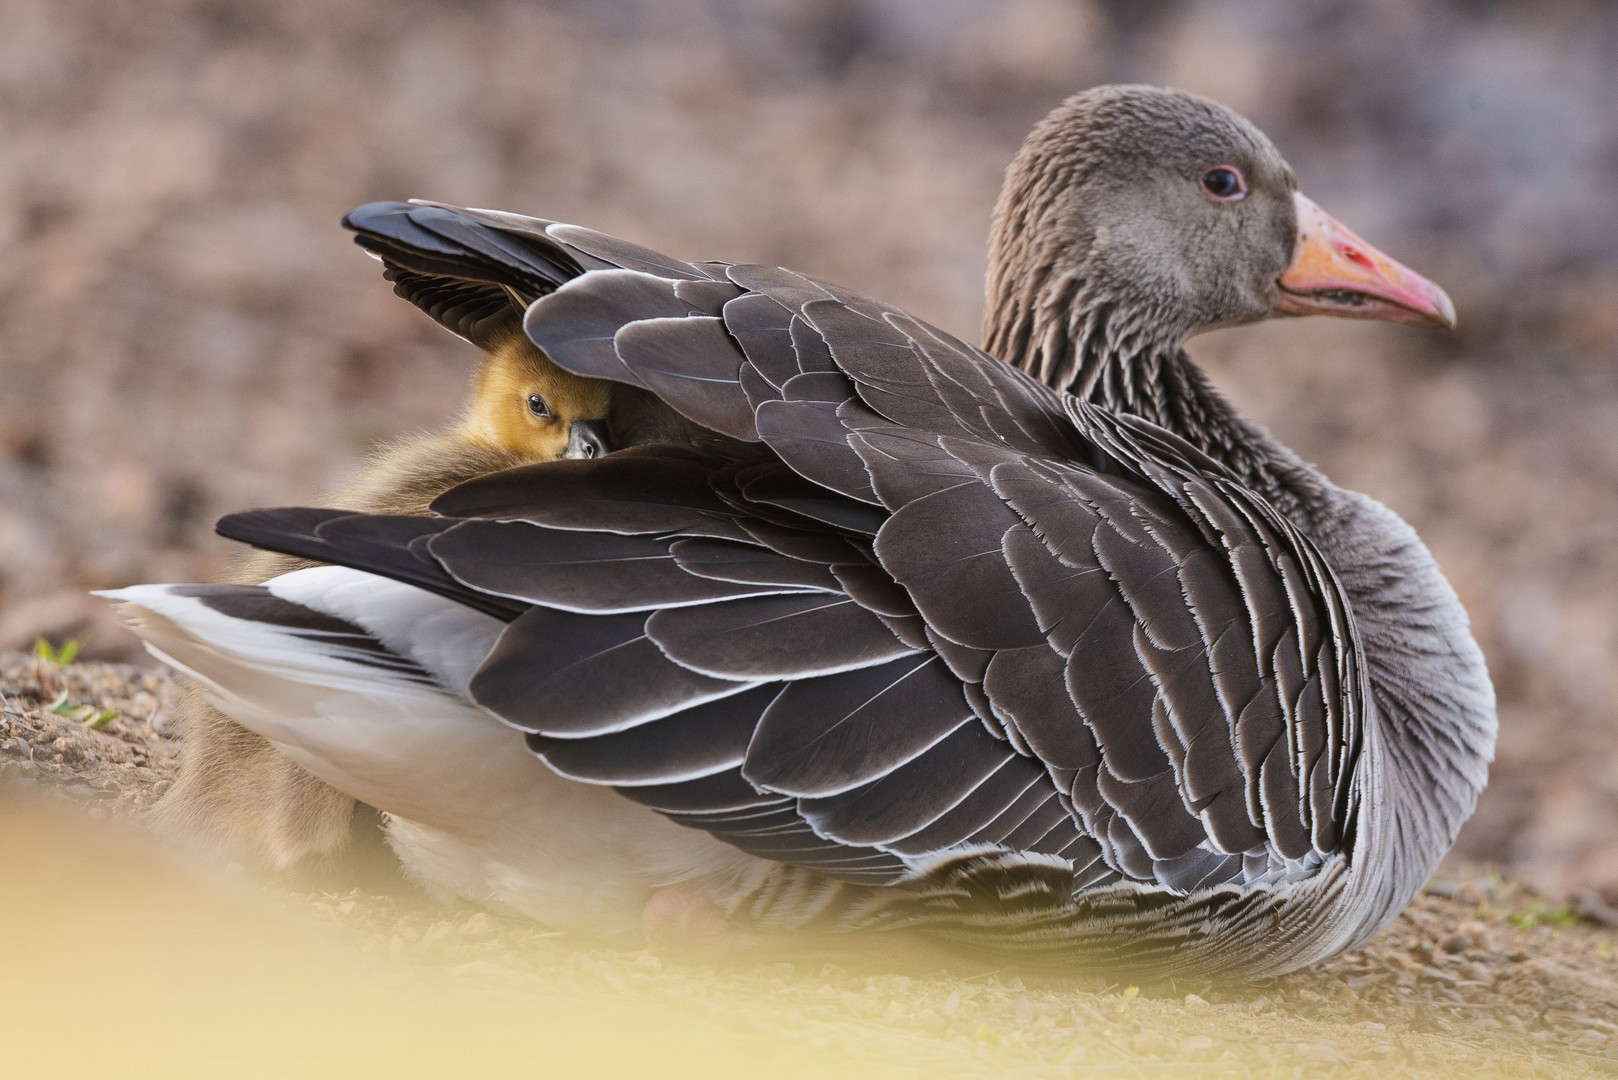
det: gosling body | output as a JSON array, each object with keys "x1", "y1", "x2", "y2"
[{"x1": 151, "y1": 333, "x2": 615, "y2": 868}]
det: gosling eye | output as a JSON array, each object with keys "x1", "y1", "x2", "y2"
[
  {"x1": 1199, "y1": 165, "x2": 1247, "y2": 202},
  {"x1": 526, "y1": 393, "x2": 553, "y2": 419}
]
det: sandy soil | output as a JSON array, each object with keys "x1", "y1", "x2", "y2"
[{"x1": 5, "y1": 651, "x2": 1618, "y2": 1077}]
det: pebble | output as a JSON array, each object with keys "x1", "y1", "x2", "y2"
[
  {"x1": 1299, "y1": 1041, "x2": 1346, "y2": 1063},
  {"x1": 1441, "y1": 932, "x2": 1472, "y2": 954},
  {"x1": 1129, "y1": 1032, "x2": 1169, "y2": 1056},
  {"x1": 1177, "y1": 1035, "x2": 1215, "y2": 1059}
]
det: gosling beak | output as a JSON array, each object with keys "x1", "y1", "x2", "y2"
[
  {"x1": 564, "y1": 418, "x2": 611, "y2": 460},
  {"x1": 1275, "y1": 192, "x2": 1457, "y2": 330}
]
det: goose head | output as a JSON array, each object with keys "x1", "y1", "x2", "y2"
[{"x1": 986, "y1": 85, "x2": 1455, "y2": 391}]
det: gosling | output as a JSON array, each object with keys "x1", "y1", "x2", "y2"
[{"x1": 150, "y1": 330, "x2": 615, "y2": 871}]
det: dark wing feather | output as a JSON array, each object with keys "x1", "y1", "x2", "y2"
[
  {"x1": 528, "y1": 684, "x2": 777, "y2": 786},
  {"x1": 428, "y1": 521, "x2": 792, "y2": 612},
  {"x1": 742, "y1": 655, "x2": 973, "y2": 798},
  {"x1": 645, "y1": 593, "x2": 916, "y2": 679},
  {"x1": 669, "y1": 537, "x2": 842, "y2": 592},
  {"x1": 214, "y1": 508, "x2": 524, "y2": 622},
  {"x1": 471, "y1": 606, "x2": 755, "y2": 737}
]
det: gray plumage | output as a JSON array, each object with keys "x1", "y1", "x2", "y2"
[{"x1": 174, "y1": 86, "x2": 1496, "y2": 978}]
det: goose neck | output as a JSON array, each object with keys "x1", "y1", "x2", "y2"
[{"x1": 987, "y1": 277, "x2": 1323, "y2": 519}]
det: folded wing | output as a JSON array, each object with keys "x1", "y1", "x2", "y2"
[{"x1": 225, "y1": 203, "x2": 1366, "y2": 903}]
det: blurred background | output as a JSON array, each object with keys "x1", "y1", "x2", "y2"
[{"x1": 0, "y1": 0, "x2": 1614, "y2": 895}]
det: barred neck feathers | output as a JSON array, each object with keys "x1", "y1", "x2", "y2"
[
  {"x1": 982, "y1": 87, "x2": 1322, "y2": 517},
  {"x1": 986, "y1": 257, "x2": 1320, "y2": 518}
]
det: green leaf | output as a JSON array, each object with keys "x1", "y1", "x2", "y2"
[
  {"x1": 85, "y1": 709, "x2": 119, "y2": 730},
  {"x1": 32, "y1": 637, "x2": 81, "y2": 666}
]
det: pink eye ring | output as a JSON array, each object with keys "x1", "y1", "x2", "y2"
[{"x1": 1200, "y1": 165, "x2": 1247, "y2": 201}]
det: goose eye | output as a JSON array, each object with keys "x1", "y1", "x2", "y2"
[
  {"x1": 1200, "y1": 166, "x2": 1246, "y2": 201},
  {"x1": 526, "y1": 393, "x2": 552, "y2": 419}
]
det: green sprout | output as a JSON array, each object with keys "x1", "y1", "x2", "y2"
[
  {"x1": 46, "y1": 690, "x2": 118, "y2": 729},
  {"x1": 1506, "y1": 900, "x2": 1579, "y2": 929},
  {"x1": 33, "y1": 637, "x2": 81, "y2": 666}
]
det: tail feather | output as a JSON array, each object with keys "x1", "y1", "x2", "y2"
[{"x1": 97, "y1": 572, "x2": 539, "y2": 832}]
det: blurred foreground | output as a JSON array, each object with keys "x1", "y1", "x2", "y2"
[
  {"x1": 5, "y1": 791, "x2": 1612, "y2": 1079},
  {"x1": 6, "y1": 654, "x2": 1618, "y2": 1077},
  {"x1": 1, "y1": 1, "x2": 1616, "y2": 893}
]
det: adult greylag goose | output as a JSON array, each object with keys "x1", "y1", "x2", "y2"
[
  {"x1": 150, "y1": 327, "x2": 624, "y2": 868},
  {"x1": 104, "y1": 86, "x2": 1494, "y2": 979}
]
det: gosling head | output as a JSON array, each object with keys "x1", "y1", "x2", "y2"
[
  {"x1": 986, "y1": 85, "x2": 1455, "y2": 376},
  {"x1": 466, "y1": 331, "x2": 613, "y2": 461}
]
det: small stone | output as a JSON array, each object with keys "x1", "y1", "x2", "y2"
[
  {"x1": 1130, "y1": 1032, "x2": 1169, "y2": 1057},
  {"x1": 1440, "y1": 932, "x2": 1472, "y2": 954},
  {"x1": 1183, "y1": 993, "x2": 1210, "y2": 1008},
  {"x1": 1299, "y1": 1041, "x2": 1346, "y2": 1063},
  {"x1": 1177, "y1": 1035, "x2": 1216, "y2": 1059},
  {"x1": 460, "y1": 912, "x2": 497, "y2": 940}
]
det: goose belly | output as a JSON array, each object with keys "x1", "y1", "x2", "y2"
[
  {"x1": 229, "y1": 681, "x2": 759, "y2": 938},
  {"x1": 102, "y1": 574, "x2": 766, "y2": 939}
]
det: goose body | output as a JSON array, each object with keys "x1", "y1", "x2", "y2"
[{"x1": 108, "y1": 87, "x2": 1494, "y2": 978}]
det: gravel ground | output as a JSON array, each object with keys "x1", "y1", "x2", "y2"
[{"x1": 7, "y1": 651, "x2": 1618, "y2": 1077}]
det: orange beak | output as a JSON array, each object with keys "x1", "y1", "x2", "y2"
[{"x1": 1275, "y1": 192, "x2": 1456, "y2": 330}]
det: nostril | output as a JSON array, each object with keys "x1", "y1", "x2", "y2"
[{"x1": 1342, "y1": 245, "x2": 1374, "y2": 271}]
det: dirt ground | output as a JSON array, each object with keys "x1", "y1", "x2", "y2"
[{"x1": 6, "y1": 651, "x2": 1618, "y2": 1077}]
